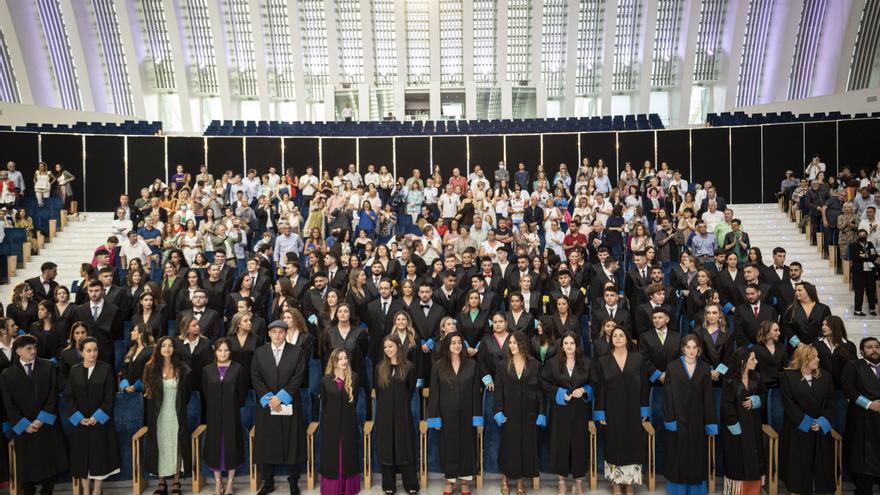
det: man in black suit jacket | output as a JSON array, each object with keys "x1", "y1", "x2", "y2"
[
  {"x1": 98, "y1": 266, "x2": 130, "y2": 320},
  {"x1": 624, "y1": 252, "x2": 651, "y2": 308},
  {"x1": 410, "y1": 283, "x2": 445, "y2": 383},
  {"x1": 777, "y1": 262, "x2": 804, "y2": 310},
  {"x1": 74, "y1": 280, "x2": 123, "y2": 366},
  {"x1": 179, "y1": 289, "x2": 224, "y2": 341},
  {"x1": 588, "y1": 255, "x2": 620, "y2": 301},
  {"x1": 470, "y1": 274, "x2": 502, "y2": 314},
  {"x1": 697, "y1": 186, "x2": 727, "y2": 217},
  {"x1": 365, "y1": 261, "x2": 387, "y2": 297},
  {"x1": 506, "y1": 255, "x2": 539, "y2": 293},
  {"x1": 366, "y1": 279, "x2": 404, "y2": 363},
  {"x1": 703, "y1": 249, "x2": 728, "y2": 289},
  {"x1": 213, "y1": 250, "x2": 237, "y2": 292},
  {"x1": 239, "y1": 258, "x2": 271, "y2": 317},
  {"x1": 477, "y1": 256, "x2": 503, "y2": 295},
  {"x1": 638, "y1": 307, "x2": 681, "y2": 386},
  {"x1": 25, "y1": 261, "x2": 59, "y2": 303},
  {"x1": 433, "y1": 271, "x2": 462, "y2": 317},
  {"x1": 493, "y1": 247, "x2": 515, "y2": 284},
  {"x1": 733, "y1": 284, "x2": 779, "y2": 346},
  {"x1": 455, "y1": 252, "x2": 479, "y2": 291},
  {"x1": 300, "y1": 272, "x2": 329, "y2": 336},
  {"x1": 766, "y1": 247, "x2": 791, "y2": 289},
  {"x1": 633, "y1": 283, "x2": 674, "y2": 335},
  {"x1": 548, "y1": 270, "x2": 586, "y2": 316},
  {"x1": 282, "y1": 261, "x2": 310, "y2": 301},
  {"x1": 590, "y1": 288, "x2": 631, "y2": 339},
  {"x1": 256, "y1": 244, "x2": 275, "y2": 275},
  {"x1": 728, "y1": 263, "x2": 776, "y2": 309},
  {"x1": 229, "y1": 296, "x2": 268, "y2": 341},
  {"x1": 324, "y1": 252, "x2": 348, "y2": 291}
]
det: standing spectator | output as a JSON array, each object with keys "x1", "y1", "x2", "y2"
[
  {"x1": 837, "y1": 202, "x2": 859, "y2": 261},
  {"x1": 722, "y1": 219, "x2": 751, "y2": 262},
  {"x1": 6, "y1": 161, "x2": 25, "y2": 198},
  {"x1": 821, "y1": 190, "x2": 846, "y2": 248},
  {"x1": 849, "y1": 229, "x2": 878, "y2": 316},
  {"x1": 858, "y1": 206, "x2": 880, "y2": 247},
  {"x1": 804, "y1": 180, "x2": 830, "y2": 237},
  {"x1": 202, "y1": 338, "x2": 247, "y2": 495}
]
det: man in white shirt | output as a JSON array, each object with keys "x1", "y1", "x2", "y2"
[
  {"x1": 859, "y1": 206, "x2": 880, "y2": 247},
  {"x1": 594, "y1": 168, "x2": 612, "y2": 194},
  {"x1": 241, "y1": 169, "x2": 261, "y2": 204},
  {"x1": 701, "y1": 201, "x2": 725, "y2": 232},
  {"x1": 438, "y1": 185, "x2": 460, "y2": 226},
  {"x1": 120, "y1": 230, "x2": 153, "y2": 266},
  {"x1": 470, "y1": 215, "x2": 489, "y2": 245},
  {"x1": 806, "y1": 155, "x2": 826, "y2": 181},
  {"x1": 363, "y1": 164, "x2": 381, "y2": 188},
  {"x1": 469, "y1": 169, "x2": 491, "y2": 192},
  {"x1": 273, "y1": 222, "x2": 304, "y2": 265},
  {"x1": 298, "y1": 167, "x2": 319, "y2": 207},
  {"x1": 343, "y1": 163, "x2": 362, "y2": 188},
  {"x1": 668, "y1": 171, "x2": 689, "y2": 194},
  {"x1": 6, "y1": 161, "x2": 24, "y2": 195},
  {"x1": 267, "y1": 166, "x2": 281, "y2": 189}
]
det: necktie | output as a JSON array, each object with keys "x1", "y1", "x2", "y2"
[
  {"x1": 641, "y1": 269, "x2": 647, "y2": 280},
  {"x1": 382, "y1": 302, "x2": 388, "y2": 315},
  {"x1": 609, "y1": 307, "x2": 615, "y2": 319},
  {"x1": 194, "y1": 310, "x2": 203, "y2": 319},
  {"x1": 421, "y1": 304, "x2": 430, "y2": 310},
  {"x1": 753, "y1": 306, "x2": 759, "y2": 318},
  {"x1": 92, "y1": 305, "x2": 99, "y2": 320},
  {"x1": 273, "y1": 348, "x2": 282, "y2": 365},
  {"x1": 659, "y1": 331, "x2": 666, "y2": 345},
  {"x1": 872, "y1": 363, "x2": 880, "y2": 380},
  {"x1": 25, "y1": 362, "x2": 32, "y2": 377}
]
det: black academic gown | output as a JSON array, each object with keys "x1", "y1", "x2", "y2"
[
  {"x1": 720, "y1": 374, "x2": 767, "y2": 481},
  {"x1": 457, "y1": 310, "x2": 489, "y2": 349},
  {"x1": 319, "y1": 373, "x2": 361, "y2": 479},
  {"x1": 28, "y1": 324, "x2": 64, "y2": 360},
  {"x1": 181, "y1": 336, "x2": 213, "y2": 392},
  {"x1": 56, "y1": 346, "x2": 82, "y2": 391},
  {"x1": 67, "y1": 361, "x2": 121, "y2": 478},
  {"x1": 493, "y1": 357, "x2": 543, "y2": 480},
  {"x1": 541, "y1": 359, "x2": 593, "y2": 478},
  {"x1": 477, "y1": 333, "x2": 511, "y2": 383},
  {"x1": 251, "y1": 343, "x2": 308, "y2": 466},
  {"x1": 144, "y1": 366, "x2": 193, "y2": 477},
  {"x1": 841, "y1": 359, "x2": 880, "y2": 477},
  {"x1": 817, "y1": 339, "x2": 858, "y2": 390},
  {"x1": 781, "y1": 303, "x2": 831, "y2": 352},
  {"x1": 120, "y1": 345, "x2": 153, "y2": 392},
  {"x1": 593, "y1": 351, "x2": 650, "y2": 467},
  {"x1": 229, "y1": 332, "x2": 259, "y2": 391},
  {"x1": 426, "y1": 358, "x2": 482, "y2": 479},
  {"x1": 662, "y1": 358, "x2": 717, "y2": 487},
  {"x1": 321, "y1": 326, "x2": 370, "y2": 400},
  {"x1": 0, "y1": 359, "x2": 69, "y2": 483},
  {"x1": 202, "y1": 362, "x2": 248, "y2": 471},
  {"x1": 373, "y1": 362, "x2": 418, "y2": 466},
  {"x1": 779, "y1": 369, "x2": 836, "y2": 495},
  {"x1": 0, "y1": 350, "x2": 11, "y2": 482},
  {"x1": 694, "y1": 327, "x2": 734, "y2": 385},
  {"x1": 753, "y1": 343, "x2": 788, "y2": 388}
]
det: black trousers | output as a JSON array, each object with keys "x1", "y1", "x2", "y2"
[
  {"x1": 380, "y1": 463, "x2": 419, "y2": 492},
  {"x1": 261, "y1": 463, "x2": 301, "y2": 485},
  {"x1": 22, "y1": 476, "x2": 55, "y2": 495},
  {"x1": 854, "y1": 472, "x2": 880, "y2": 494},
  {"x1": 852, "y1": 269, "x2": 878, "y2": 311}
]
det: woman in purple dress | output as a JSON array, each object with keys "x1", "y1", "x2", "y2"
[{"x1": 319, "y1": 348, "x2": 361, "y2": 495}]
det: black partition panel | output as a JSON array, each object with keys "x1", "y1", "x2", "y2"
[
  {"x1": 580, "y1": 132, "x2": 617, "y2": 178},
  {"x1": 359, "y1": 138, "x2": 394, "y2": 172},
  {"x1": 432, "y1": 136, "x2": 467, "y2": 177},
  {"x1": 468, "y1": 136, "x2": 503, "y2": 176},
  {"x1": 506, "y1": 135, "x2": 540, "y2": 180},
  {"x1": 617, "y1": 131, "x2": 655, "y2": 172},
  {"x1": 39, "y1": 134, "x2": 83, "y2": 204},
  {"x1": 731, "y1": 127, "x2": 763, "y2": 203},
  {"x1": 85, "y1": 136, "x2": 125, "y2": 211},
  {"x1": 208, "y1": 137, "x2": 244, "y2": 176},
  {"x1": 691, "y1": 128, "x2": 731, "y2": 200},
  {"x1": 283, "y1": 138, "x2": 320, "y2": 175},
  {"x1": 395, "y1": 137, "x2": 431, "y2": 178},
  {"x1": 542, "y1": 134, "x2": 579, "y2": 179},
  {"x1": 167, "y1": 137, "x2": 205, "y2": 177},
  {"x1": 656, "y1": 130, "x2": 691, "y2": 181},
  {"x1": 245, "y1": 138, "x2": 282, "y2": 175},
  {"x1": 762, "y1": 123, "x2": 804, "y2": 203},
  {"x1": 838, "y1": 118, "x2": 880, "y2": 173},
  {"x1": 804, "y1": 122, "x2": 837, "y2": 176},
  {"x1": 322, "y1": 138, "x2": 356, "y2": 176},
  {"x1": 0, "y1": 132, "x2": 39, "y2": 193},
  {"x1": 127, "y1": 136, "x2": 165, "y2": 193}
]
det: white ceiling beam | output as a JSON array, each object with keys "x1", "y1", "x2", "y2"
[
  {"x1": 285, "y1": 1, "x2": 307, "y2": 121},
  {"x1": 206, "y1": 0, "x2": 234, "y2": 120},
  {"x1": 562, "y1": 0, "x2": 579, "y2": 116},
  {"x1": 59, "y1": 0, "x2": 98, "y2": 112},
  {"x1": 764, "y1": 0, "x2": 803, "y2": 103},
  {"x1": 247, "y1": 0, "x2": 270, "y2": 119},
  {"x1": 0, "y1": 2, "x2": 33, "y2": 104},
  {"x1": 162, "y1": 0, "x2": 194, "y2": 131},
  {"x1": 114, "y1": 0, "x2": 146, "y2": 117},
  {"x1": 835, "y1": 0, "x2": 866, "y2": 93},
  {"x1": 636, "y1": 0, "x2": 658, "y2": 115},
  {"x1": 675, "y1": 0, "x2": 702, "y2": 126},
  {"x1": 721, "y1": 0, "x2": 750, "y2": 110}
]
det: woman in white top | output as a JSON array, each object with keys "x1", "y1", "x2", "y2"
[
  {"x1": 479, "y1": 230, "x2": 502, "y2": 264},
  {"x1": 180, "y1": 219, "x2": 203, "y2": 266},
  {"x1": 111, "y1": 208, "x2": 133, "y2": 238},
  {"x1": 545, "y1": 220, "x2": 566, "y2": 261},
  {"x1": 34, "y1": 162, "x2": 55, "y2": 207}
]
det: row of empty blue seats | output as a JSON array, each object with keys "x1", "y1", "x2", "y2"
[
  {"x1": 204, "y1": 114, "x2": 665, "y2": 136},
  {"x1": 706, "y1": 111, "x2": 879, "y2": 126},
  {"x1": 11, "y1": 120, "x2": 162, "y2": 135}
]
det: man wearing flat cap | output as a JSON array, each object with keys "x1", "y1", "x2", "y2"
[{"x1": 251, "y1": 320, "x2": 308, "y2": 495}]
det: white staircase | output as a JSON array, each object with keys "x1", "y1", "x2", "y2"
[
  {"x1": 0, "y1": 213, "x2": 113, "y2": 304},
  {"x1": 731, "y1": 203, "x2": 880, "y2": 341}
]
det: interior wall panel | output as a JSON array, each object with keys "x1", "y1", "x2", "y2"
[
  {"x1": 167, "y1": 137, "x2": 206, "y2": 178},
  {"x1": 656, "y1": 130, "x2": 691, "y2": 183},
  {"x1": 358, "y1": 138, "x2": 394, "y2": 174},
  {"x1": 579, "y1": 132, "x2": 618, "y2": 180},
  {"x1": 761, "y1": 123, "x2": 804, "y2": 204},
  {"x1": 803, "y1": 122, "x2": 838, "y2": 176},
  {"x1": 505, "y1": 135, "x2": 541, "y2": 185},
  {"x1": 541, "y1": 134, "x2": 580, "y2": 185},
  {"x1": 321, "y1": 138, "x2": 357, "y2": 177},
  {"x1": 730, "y1": 127, "x2": 763, "y2": 203},
  {"x1": 468, "y1": 136, "x2": 504, "y2": 177},
  {"x1": 838, "y1": 118, "x2": 880, "y2": 175},
  {"x1": 85, "y1": 136, "x2": 125, "y2": 212},
  {"x1": 35, "y1": 133, "x2": 81, "y2": 205},
  {"x1": 691, "y1": 128, "x2": 732, "y2": 201},
  {"x1": 245, "y1": 137, "x2": 282, "y2": 176},
  {"x1": 395, "y1": 137, "x2": 431, "y2": 181},
  {"x1": 207, "y1": 137, "x2": 245, "y2": 177},
  {"x1": 283, "y1": 138, "x2": 320, "y2": 177},
  {"x1": 431, "y1": 136, "x2": 467, "y2": 179},
  {"x1": 127, "y1": 136, "x2": 166, "y2": 195},
  {"x1": 617, "y1": 131, "x2": 656, "y2": 175}
]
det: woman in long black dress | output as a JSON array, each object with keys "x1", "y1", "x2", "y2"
[
  {"x1": 52, "y1": 285, "x2": 76, "y2": 340},
  {"x1": 662, "y1": 334, "x2": 718, "y2": 495},
  {"x1": 781, "y1": 282, "x2": 831, "y2": 352},
  {"x1": 426, "y1": 332, "x2": 482, "y2": 494},
  {"x1": 492, "y1": 331, "x2": 544, "y2": 495},
  {"x1": 780, "y1": 345, "x2": 835, "y2": 495},
  {"x1": 68, "y1": 337, "x2": 121, "y2": 494},
  {"x1": 131, "y1": 291, "x2": 168, "y2": 340},
  {"x1": 753, "y1": 320, "x2": 788, "y2": 389},
  {"x1": 28, "y1": 300, "x2": 63, "y2": 360},
  {"x1": 693, "y1": 303, "x2": 734, "y2": 386},
  {"x1": 119, "y1": 324, "x2": 155, "y2": 393},
  {"x1": 227, "y1": 310, "x2": 259, "y2": 391},
  {"x1": 721, "y1": 347, "x2": 767, "y2": 495},
  {"x1": 319, "y1": 303, "x2": 370, "y2": 403},
  {"x1": 319, "y1": 348, "x2": 361, "y2": 495},
  {"x1": 541, "y1": 331, "x2": 593, "y2": 494},
  {"x1": 202, "y1": 338, "x2": 247, "y2": 495},
  {"x1": 816, "y1": 315, "x2": 857, "y2": 389},
  {"x1": 477, "y1": 312, "x2": 512, "y2": 390},
  {"x1": 373, "y1": 335, "x2": 419, "y2": 494},
  {"x1": 593, "y1": 326, "x2": 650, "y2": 495},
  {"x1": 57, "y1": 322, "x2": 88, "y2": 390},
  {"x1": 7, "y1": 283, "x2": 37, "y2": 331},
  {"x1": 504, "y1": 292, "x2": 535, "y2": 336}
]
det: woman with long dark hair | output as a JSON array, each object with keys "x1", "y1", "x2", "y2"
[
  {"x1": 457, "y1": 290, "x2": 489, "y2": 356},
  {"x1": 319, "y1": 348, "x2": 361, "y2": 495},
  {"x1": 28, "y1": 300, "x2": 63, "y2": 359},
  {"x1": 753, "y1": 320, "x2": 788, "y2": 389},
  {"x1": 319, "y1": 302, "x2": 370, "y2": 402},
  {"x1": 174, "y1": 269, "x2": 202, "y2": 315},
  {"x1": 493, "y1": 331, "x2": 544, "y2": 494},
  {"x1": 202, "y1": 338, "x2": 247, "y2": 495},
  {"x1": 816, "y1": 315, "x2": 857, "y2": 389},
  {"x1": 52, "y1": 285, "x2": 76, "y2": 339},
  {"x1": 541, "y1": 332, "x2": 593, "y2": 494},
  {"x1": 57, "y1": 321, "x2": 88, "y2": 389},
  {"x1": 477, "y1": 312, "x2": 512, "y2": 391},
  {"x1": 721, "y1": 347, "x2": 767, "y2": 495},
  {"x1": 427, "y1": 332, "x2": 482, "y2": 494},
  {"x1": 781, "y1": 282, "x2": 831, "y2": 351},
  {"x1": 7, "y1": 283, "x2": 37, "y2": 330},
  {"x1": 119, "y1": 324, "x2": 155, "y2": 393},
  {"x1": 373, "y1": 335, "x2": 419, "y2": 494},
  {"x1": 142, "y1": 336, "x2": 192, "y2": 494},
  {"x1": 504, "y1": 292, "x2": 535, "y2": 336},
  {"x1": 131, "y1": 291, "x2": 168, "y2": 340}
]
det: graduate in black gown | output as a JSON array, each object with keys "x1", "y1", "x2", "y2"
[
  {"x1": 457, "y1": 289, "x2": 490, "y2": 355},
  {"x1": 67, "y1": 337, "x2": 121, "y2": 494},
  {"x1": 28, "y1": 300, "x2": 64, "y2": 360},
  {"x1": 318, "y1": 348, "x2": 362, "y2": 494},
  {"x1": 373, "y1": 335, "x2": 419, "y2": 494},
  {"x1": 693, "y1": 303, "x2": 734, "y2": 387},
  {"x1": 119, "y1": 324, "x2": 154, "y2": 394},
  {"x1": 780, "y1": 345, "x2": 835, "y2": 495},
  {"x1": 227, "y1": 310, "x2": 260, "y2": 392},
  {"x1": 202, "y1": 338, "x2": 248, "y2": 495},
  {"x1": 319, "y1": 303, "x2": 370, "y2": 410},
  {"x1": 426, "y1": 332, "x2": 482, "y2": 494},
  {"x1": 0, "y1": 318, "x2": 13, "y2": 484},
  {"x1": 662, "y1": 334, "x2": 718, "y2": 495},
  {"x1": 541, "y1": 331, "x2": 593, "y2": 494},
  {"x1": 841, "y1": 337, "x2": 880, "y2": 494},
  {"x1": 492, "y1": 331, "x2": 545, "y2": 494},
  {"x1": 753, "y1": 320, "x2": 788, "y2": 389},
  {"x1": 721, "y1": 347, "x2": 767, "y2": 495},
  {"x1": 593, "y1": 326, "x2": 650, "y2": 495},
  {"x1": 816, "y1": 315, "x2": 857, "y2": 389},
  {"x1": 477, "y1": 312, "x2": 512, "y2": 390},
  {"x1": 781, "y1": 282, "x2": 831, "y2": 352}
]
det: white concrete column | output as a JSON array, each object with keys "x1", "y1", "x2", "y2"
[
  {"x1": 162, "y1": 0, "x2": 194, "y2": 131},
  {"x1": 114, "y1": 0, "x2": 146, "y2": 116},
  {"x1": 248, "y1": 0, "x2": 271, "y2": 119},
  {"x1": 600, "y1": 0, "x2": 618, "y2": 115},
  {"x1": 206, "y1": 0, "x2": 234, "y2": 120},
  {"x1": 636, "y1": 0, "x2": 658, "y2": 115}
]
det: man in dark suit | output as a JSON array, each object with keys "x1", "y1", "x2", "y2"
[
  {"x1": 476, "y1": 256, "x2": 502, "y2": 295},
  {"x1": 256, "y1": 244, "x2": 275, "y2": 275},
  {"x1": 506, "y1": 255, "x2": 539, "y2": 293},
  {"x1": 178, "y1": 289, "x2": 224, "y2": 341},
  {"x1": 588, "y1": 254, "x2": 620, "y2": 301},
  {"x1": 433, "y1": 271, "x2": 462, "y2": 317},
  {"x1": 409, "y1": 283, "x2": 445, "y2": 384},
  {"x1": 365, "y1": 260, "x2": 386, "y2": 297},
  {"x1": 548, "y1": 270, "x2": 586, "y2": 316},
  {"x1": 366, "y1": 279, "x2": 403, "y2": 363},
  {"x1": 638, "y1": 307, "x2": 681, "y2": 386},
  {"x1": 455, "y1": 251, "x2": 480, "y2": 291},
  {"x1": 74, "y1": 280, "x2": 123, "y2": 366},
  {"x1": 766, "y1": 247, "x2": 791, "y2": 289},
  {"x1": 728, "y1": 263, "x2": 775, "y2": 308},
  {"x1": 633, "y1": 283, "x2": 674, "y2": 335},
  {"x1": 240, "y1": 257, "x2": 271, "y2": 317},
  {"x1": 25, "y1": 261, "x2": 59, "y2": 303},
  {"x1": 98, "y1": 266, "x2": 130, "y2": 320},
  {"x1": 300, "y1": 272, "x2": 329, "y2": 336},
  {"x1": 282, "y1": 260, "x2": 310, "y2": 301},
  {"x1": 624, "y1": 252, "x2": 651, "y2": 307},
  {"x1": 777, "y1": 262, "x2": 804, "y2": 310},
  {"x1": 733, "y1": 284, "x2": 779, "y2": 346},
  {"x1": 213, "y1": 249, "x2": 237, "y2": 292},
  {"x1": 523, "y1": 196, "x2": 544, "y2": 230},
  {"x1": 590, "y1": 288, "x2": 631, "y2": 339},
  {"x1": 470, "y1": 274, "x2": 502, "y2": 314},
  {"x1": 493, "y1": 247, "x2": 515, "y2": 284},
  {"x1": 703, "y1": 248, "x2": 728, "y2": 289},
  {"x1": 697, "y1": 185, "x2": 727, "y2": 217},
  {"x1": 324, "y1": 252, "x2": 348, "y2": 291}
]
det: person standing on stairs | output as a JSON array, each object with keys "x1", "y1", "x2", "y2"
[{"x1": 849, "y1": 229, "x2": 879, "y2": 317}]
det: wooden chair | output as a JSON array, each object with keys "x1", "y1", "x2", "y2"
[
  {"x1": 6, "y1": 256, "x2": 15, "y2": 279},
  {"x1": 643, "y1": 421, "x2": 656, "y2": 491},
  {"x1": 60, "y1": 210, "x2": 67, "y2": 229},
  {"x1": 363, "y1": 419, "x2": 374, "y2": 489},
  {"x1": 829, "y1": 245, "x2": 838, "y2": 270},
  {"x1": 421, "y1": 388, "x2": 429, "y2": 421},
  {"x1": 132, "y1": 426, "x2": 149, "y2": 494},
  {"x1": 832, "y1": 429, "x2": 843, "y2": 495},
  {"x1": 191, "y1": 424, "x2": 208, "y2": 493},
  {"x1": 248, "y1": 427, "x2": 258, "y2": 491},
  {"x1": 476, "y1": 425, "x2": 484, "y2": 489},
  {"x1": 306, "y1": 422, "x2": 319, "y2": 489},
  {"x1": 707, "y1": 434, "x2": 716, "y2": 493},
  {"x1": 48, "y1": 219, "x2": 56, "y2": 242},
  {"x1": 762, "y1": 425, "x2": 779, "y2": 495},
  {"x1": 21, "y1": 242, "x2": 30, "y2": 264},
  {"x1": 816, "y1": 232, "x2": 825, "y2": 255},
  {"x1": 419, "y1": 421, "x2": 428, "y2": 488},
  {"x1": 588, "y1": 421, "x2": 598, "y2": 491},
  {"x1": 8, "y1": 440, "x2": 17, "y2": 495}
]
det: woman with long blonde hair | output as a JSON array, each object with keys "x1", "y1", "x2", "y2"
[{"x1": 319, "y1": 349, "x2": 361, "y2": 495}]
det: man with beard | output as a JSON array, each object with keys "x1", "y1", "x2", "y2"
[{"x1": 842, "y1": 337, "x2": 880, "y2": 494}]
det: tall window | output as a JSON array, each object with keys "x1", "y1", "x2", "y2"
[
  {"x1": 36, "y1": 0, "x2": 81, "y2": 109},
  {"x1": 371, "y1": 0, "x2": 397, "y2": 87},
  {"x1": 541, "y1": 0, "x2": 567, "y2": 97},
  {"x1": 692, "y1": 0, "x2": 728, "y2": 83},
  {"x1": 576, "y1": 0, "x2": 604, "y2": 95},
  {"x1": 439, "y1": 0, "x2": 464, "y2": 86},
  {"x1": 138, "y1": 0, "x2": 177, "y2": 91},
  {"x1": 473, "y1": 0, "x2": 497, "y2": 86},
  {"x1": 182, "y1": 0, "x2": 218, "y2": 96},
  {"x1": 736, "y1": 0, "x2": 775, "y2": 106},
  {"x1": 0, "y1": 28, "x2": 19, "y2": 103},
  {"x1": 651, "y1": 0, "x2": 684, "y2": 89},
  {"x1": 299, "y1": 0, "x2": 329, "y2": 100},
  {"x1": 506, "y1": 0, "x2": 532, "y2": 82},
  {"x1": 405, "y1": 0, "x2": 430, "y2": 86},
  {"x1": 612, "y1": 0, "x2": 642, "y2": 92},
  {"x1": 263, "y1": 0, "x2": 296, "y2": 100},
  {"x1": 336, "y1": 0, "x2": 364, "y2": 84}
]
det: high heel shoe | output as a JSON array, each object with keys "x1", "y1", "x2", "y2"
[
  {"x1": 460, "y1": 480, "x2": 471, "y2": 495},
  {"x1": 574, "y1": 479, "x2": 584, "y2": 495},
  {"x1": 443, "y1": 481, "x2": 454, "y2": 495},
  {"x1": 500, "y1": 476, "x2": 510, "y2": 495},
  {"x1": 516, "y1": 479, "x2": 526, "y2": 495},
  {"x1": 558, "y1": 478, "x2": 567, "y2": 495}
]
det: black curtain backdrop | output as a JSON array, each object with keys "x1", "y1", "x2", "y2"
[
  {"x1": 208, "y1": 137, "x2": 244, "y2": 176},
  {"x1": 127, "y1": 136, "x2": 165, "y2": 194},
  {"x1": 468, "y1": 136, "x2": 503, "y2": 176},
  {"x1": 656, "y1": 130, "x2": 691, "y2": 181},
  {"x1": 506, "y1": 135, "x2": 541, "y2": 181},
  {"x1": 580, "y1": 132, "x2": 617, "y2": 179},
  {"x1": 542, "y1": 134, "x2": 580, "y2": 179},
  {"x1": 245, "y1": 137, "x2": 282, "y2": 176},
  {"x1": 804, "y1": 122, "x2": 837, "y2": 176},
  {"x1": 0, "y1": 131, "x2": 39, "y2": 195},
  {"x1": 395, "y1": 137, "x2": 430, "y2": 179},
  {"x1": 358, "y1": 138, "x2": 394, "y2": 174},
  {"x1": 39, "y1": 133, "x2": 83, "y2": 205},
  {"x1": 838, "y1": 118, "x2": 880, "y2": 173},
  {"x1": 85, "y1": 136, "x2": 125, "y2": 211},
  {"x1": 431, "y1": 136, "x2": 467, "y2": 178},
  {"x1": 321, "y1": 138, "x2": 356, "y2": 177},
  {"x1": 617, "y1": 131, "x2": 655, "y2": 173},
  {"x1": 283, "y1": 138, "x2": 320, "y2": 176},
  {"x1": 167, "y1": 137, "x2": 205, "y2": 178},
  {"x1": 761, "y1": 123, "x2": 804, "y2": 203},
  {"x1": 691, "y1": 127, "x2": 731, "y2": 201},
  {"x1": 730, "y1": 126, "x2": 763, "y2": 203}
]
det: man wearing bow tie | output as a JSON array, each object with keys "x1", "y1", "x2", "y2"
[
  {"x1": 178, "y1": 289, "x2": 223, "y2": 341},
  {"x1": 409, "y1": 283, "x2": 444, "y2": 385}
]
